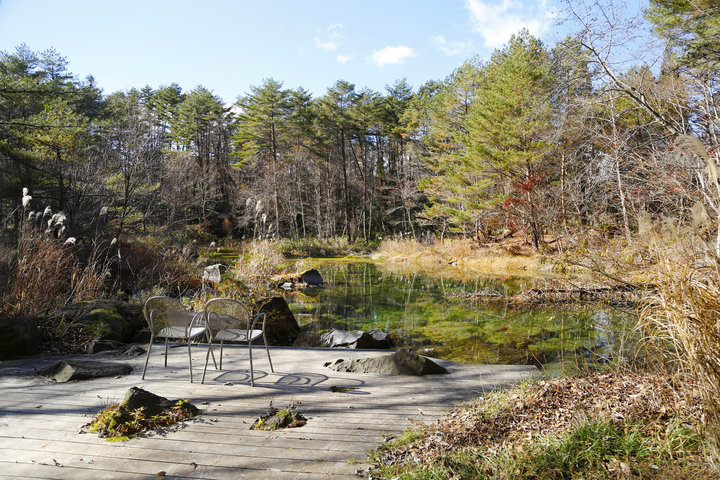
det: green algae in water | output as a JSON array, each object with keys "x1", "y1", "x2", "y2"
[{"x1": 284, "y1": 261, "x2": 637, "y2": 370}]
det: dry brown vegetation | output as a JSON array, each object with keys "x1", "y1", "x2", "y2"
[
  {"x1": 372, "y1": 372, "x2": 710, "y2": 479},
  {"x1": 7, "y1": 229, "x2": 110, "y2": 315},
  {"x1": 373, "y1": 237, "x2": 542, "y2": 280}
]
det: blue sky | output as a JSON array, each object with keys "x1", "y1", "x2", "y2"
[{"x1": 0, "y1": 0, "x2": 648, "y2": 103}]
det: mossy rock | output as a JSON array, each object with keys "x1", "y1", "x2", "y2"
[
  {"x1": 84, "y1": 387, "x2": 200, "y2": 440},
  {"x1": 51, "y1": 299, "x2": 144, "y2": 344},
  {"x1": 251, "y1": 406, "x2": 306, "y2": 430}
]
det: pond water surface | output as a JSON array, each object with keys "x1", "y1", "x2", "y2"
[{"x1": 285, "y1": 260, "x2": 637, "y2": 373}]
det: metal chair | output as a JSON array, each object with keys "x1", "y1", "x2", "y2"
[
  {"x1": 201, "y1": 298, "x2": 274, "y2": 385},
  {"x1": 141, "y1": 296, "x2": 207, "y2": 382}
]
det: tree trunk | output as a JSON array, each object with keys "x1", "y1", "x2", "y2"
[
  {"x1": 270, "y1": 121, "x2": 281, "y2": 237},
  {"x1": 561, "y1": 152, "x2": 568, "y2": 235},
  {"x1": 340, "y1": 127, "x2": 351, "y2": 242},
  {"x1": 615, "y1": 155, "x2": 632, "y2": 246}
]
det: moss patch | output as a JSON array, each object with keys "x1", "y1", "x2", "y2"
[
  {"x1": 83, "y1": 399, "x2": 199, "y2": 440},
  {"x1": 251, "y1": 403, "x2": 306, "y2": 430}
]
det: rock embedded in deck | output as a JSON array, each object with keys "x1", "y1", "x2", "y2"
[
  {"x1": 325, "y1": 350, "x2": 448, "y2": 375},
  {"x1": 38, "y1": 359, "x2": 133, "y2": 382}
]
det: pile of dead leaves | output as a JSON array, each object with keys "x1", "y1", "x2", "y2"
[{"x1": 375, "y1": 372, "x2": 703, "y2": 470}]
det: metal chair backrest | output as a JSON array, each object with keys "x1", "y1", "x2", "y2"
[
  {"x1": 143, "y1": 296, "x2": 190, "y2": 337},
  {"x1": 204, "y1": 298, "x2": 251, "y2": 338}
]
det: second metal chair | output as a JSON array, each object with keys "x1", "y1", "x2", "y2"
[{"x1": 201, "y1": 298, "x2": 274, "y2": 385}]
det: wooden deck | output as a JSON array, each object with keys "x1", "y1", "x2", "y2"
[{"x1": 0, "y1": 345, "x2": 539, "y2": 479}]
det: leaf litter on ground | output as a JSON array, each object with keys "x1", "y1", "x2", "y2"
[{"x1": 372, "y1": 372, "x2": 709, "y2": 478}]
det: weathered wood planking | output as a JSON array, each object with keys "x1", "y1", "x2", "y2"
[{"x1": 0, "y1": 345, "x2": 539, "y2": 479}]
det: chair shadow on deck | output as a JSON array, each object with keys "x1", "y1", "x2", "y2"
[{"x1": 209, "y1": 370, "x2": 369, "y2": 395}]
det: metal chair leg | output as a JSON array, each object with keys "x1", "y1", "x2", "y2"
[
  {"x1": 188, "y1": 341, "x2": 193, "y2": 383},
  {"x1": 263, "y1": 330, "x2": 274, "y2": 373},
  {"x1": 220, "y1": 340, "x2": 224, "y2": 370},
  {"x1": 248, "y1": 338, "x2": 254, "y2": 387},
  {"x1": 142, "y1": 334, "x2": 155, "y2": 380},
  {"x1": 202, "y1": 341, "x2": 215, "y2": 384},
  {"x1": 209, "y1": 341, "x2": 218, "y2": 369},
  {"x1": 164, "y1": 338, "x2": 169, "y2": 367}
]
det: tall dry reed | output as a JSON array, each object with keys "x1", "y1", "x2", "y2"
[
  {"x1": 231, "y1": 240, "x2": 284, "y2": 294},
  {"x1": 7, "y1": 228, "x2": 112, "y2": 314},
  {"x1": 641, "y1": 259, "x2": 720, "y2": 470},
  {"x1": 9, "y1": 228, "x2": 76, "y2": 314}
]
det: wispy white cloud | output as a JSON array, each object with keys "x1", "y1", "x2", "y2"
[
  {"x1": 465, "y1": 0, "x2": 557, "y2": 48},
  {"x1": 315, "y1": 23, "x2": 345, "y2": 52},
  {"x1": 336, "y1": 54, "x2": 353, "y2": 64},
  {"x1": 370, "y1": 46, "x2": 417, "y2": 67},
  {"x1": 315, "y1": 39, "x2": 338, "y2": 51},
  {"x1": 431, "y1": 35, "x2": 474, "y2": 56},
  {"x1": 328, "y1": 23, "x2": 344, "y2": 39}
]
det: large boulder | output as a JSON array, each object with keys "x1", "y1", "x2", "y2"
[
  {"x1": 321, "y1": 328, "x2": 392, "y2": 349},
  {"x1": 300, "y1": 269, "x2": 323, "y2": 285},
  {"x1": 0, "y1": 316, "x2": 41, "y2": 359},
  {"x1": 39, "y1": 359, "x2": 133, "y2": 382},
  {"x1": 257, "y1": 297, "x2": 301, "y2": 345},
  {"x1": 325, "y1": 350, "x2": 448, "y2": 375}
]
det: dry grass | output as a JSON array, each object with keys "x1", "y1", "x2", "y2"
[
  {"x1": 6, "y1": 228, "x2": 110, "y2": 314},
  {"x1": 231, "y1": 240, "x2": 285, "y2": 293},
  {"x1": 8, "y1": 229, "x2": 76, "y2": 314},
  {"x1": 374, "y1": 237, "x2": 541, "y2": 279},
  {"x1": 641, "y1": 261, "x2": 720, "y2": 470},
  {"x1": 371, "y1": 372, "x2": 708, "y2": 479},
  {"x1": 119, "y1": 239, "x2": 198, "y2": 294},
  {"x1": 636, "y1": 212, "x2": 720, "y2": 473}
]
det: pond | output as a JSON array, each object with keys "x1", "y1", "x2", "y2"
[{"x1": 284, "y1": 260, "x2": 638, "y2": 374}]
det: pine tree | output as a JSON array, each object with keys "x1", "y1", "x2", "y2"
[
  {"x1": 420, "y1": 31, "x2": 554, "y2": 248},
  {"x1": 234, "y1": 79, "x2": 293, "y2": 237}
]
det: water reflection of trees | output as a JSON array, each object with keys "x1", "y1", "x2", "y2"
[{"x1": 285, "y1": 262, "x2": 637, "y2": 368}]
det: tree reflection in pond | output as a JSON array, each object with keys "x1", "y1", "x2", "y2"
[{"x1": 284, "y1": 261, "x2": 637, "y2": 372}]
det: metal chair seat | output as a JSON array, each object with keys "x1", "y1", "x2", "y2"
[
  {"x1": 157, "y1": 326, "x2": 206, "y2": 339},
  {"x1": 214, "y1": 328, "x2": 263, "y2": 343},
  {"x1": 201, "y1": 298, "x2": 274, "y2": 385}
]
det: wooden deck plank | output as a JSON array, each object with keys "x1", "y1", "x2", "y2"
[{"x1": 0, "y1": 346, "x2": 538, "y2": 479}]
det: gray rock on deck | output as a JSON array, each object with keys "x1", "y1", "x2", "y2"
[{"x1": 0, "y1": 345, "x2": 539, "y2": 479}]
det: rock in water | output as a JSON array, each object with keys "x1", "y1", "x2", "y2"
[
  {"x1": 300, "y1": 269, "x2": 323, "y2": 285},
  {"x1": 320, "y1": 329, "x2": 392, "y2": 349},
  {"x1": 39, "y1": 360, "x2": 133, "y2": 382},
  {"x1": 325, "y1": 351, "x2": 448, "y2": 375},
  {"x1": 364, "y1": 329, "x2": 392, "y2": 349}
]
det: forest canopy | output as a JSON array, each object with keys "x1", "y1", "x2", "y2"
[{"x1": 0, "y1": 0, "x2": 718, "y2": 249}]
